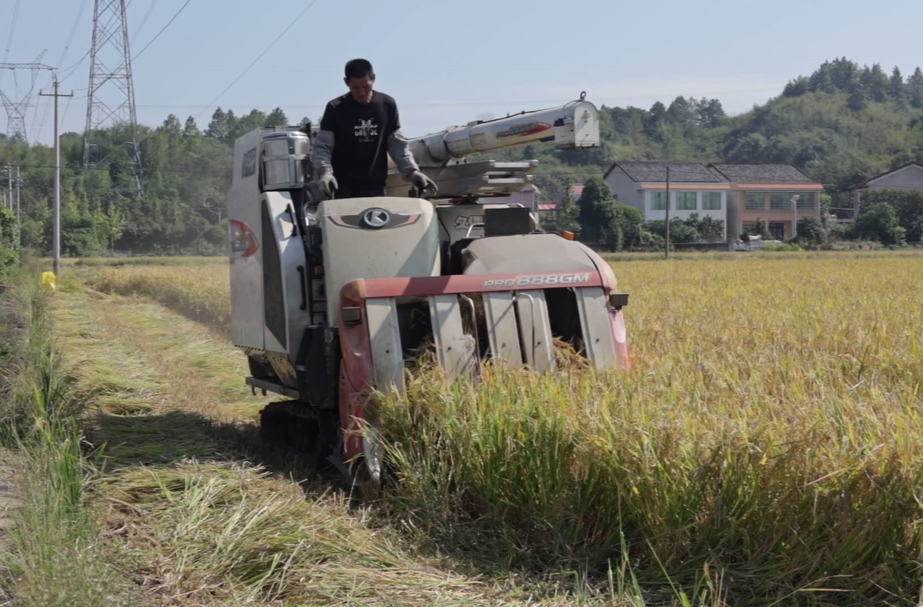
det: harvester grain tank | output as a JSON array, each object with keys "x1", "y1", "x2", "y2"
[{"x1": 226, "y1": 94, "x2": 629, "y2": 494}]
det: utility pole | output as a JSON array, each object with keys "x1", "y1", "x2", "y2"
[
  {"x1": 39, "y1": 74, "x2": 73, "y2": 277},
  {"x1": 665, "y1": 166, "x2": 671, "y2": 259},
  {"x1": 791, "y1": 194, "x2": 800, "y2": 240},
  {"x1": 15, "y1": 165, "x2": 21, "y2": 245}
]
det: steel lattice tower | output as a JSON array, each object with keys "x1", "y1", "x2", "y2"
[
  {"x1": 0, "y1": 51, "x2": 54, "y2": 143},
  {"x1": 83, "y1": 0, "x2": 143, "y2": 194}
]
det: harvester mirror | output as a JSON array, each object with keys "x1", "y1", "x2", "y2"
[{"x1": 609, "y1": 293, "x2": 629, "y2": 310}]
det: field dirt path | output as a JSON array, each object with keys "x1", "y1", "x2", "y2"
[{"x1": 50, "y1": 287, "x2": 549, "y2": 607}]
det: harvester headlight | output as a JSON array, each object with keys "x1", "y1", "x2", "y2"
[{"x1": 341, "y1": 307, "x2": 363, "y2": 325}]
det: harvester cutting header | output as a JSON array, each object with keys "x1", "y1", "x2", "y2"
[{"x1": 226, "y1": 70, "x2": 629, "y2": 493}]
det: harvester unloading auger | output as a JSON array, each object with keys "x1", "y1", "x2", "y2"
[{"x1": 226, "y1": 94, "x2": 630, "y2": 495}]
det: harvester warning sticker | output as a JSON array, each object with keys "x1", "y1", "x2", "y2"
[
  {"x1": 496, "y1": 121, "x2": 551, "y2": 139},
  {"x1": 482, "y1": 272, "x2": 591, "y2": 289}
]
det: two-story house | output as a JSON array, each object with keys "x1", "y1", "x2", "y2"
[
  {"x1": 603, "y1": 162, "x2": 731, "y2": 241},
  {"x1": 708, "y1": 163, "x2": 824, "y2": 241}
]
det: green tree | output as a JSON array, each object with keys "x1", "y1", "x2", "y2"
[
  {"x1": 909, "y1": 67, "x2": 923, "y2": 109},
  {"x1": 0, "y1": 205, "x2": 18, "y2": 276},
  {"x1": 796, "y1": 216, "x2": 828, "y2": 247},
  {"x1": 554, "y1": 182, "x2": 581, "y2": 235},
  {"x1": 183, "y1": 116, "x2": 200, "y2": 137},
  {"x1": 576, "y1": 176, "x2": 613, "y2": 243},
  {"x1": 848, "y1": 88, "x2": 868, "y2": 111},
  {"x1": 265, "y1": 107, "x2": 289, "y2": 127},
  {"x1": 855, "y1": 202, "x2": 905, "y2": 245},
  {"x1": 205, "y1": 107, "x2": 236, "y2": 141},
  {"x1": 889, "y1": 66, "x2": 905, "y2": 101},
  {"x1": 160, "y1": 114, "x2": 182, "y2": 135}
]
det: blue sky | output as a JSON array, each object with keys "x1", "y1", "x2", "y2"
[{"x1": 4, "y1": 0, "x2": 923, "y2": 145}]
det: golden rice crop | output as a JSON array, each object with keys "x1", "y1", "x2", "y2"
[
  {"x1": 94, "y1": 264, "x2": 231, "y2": 331},
  {"x1": 85, "y1": 253, "x2": 923, "y2": 604}
]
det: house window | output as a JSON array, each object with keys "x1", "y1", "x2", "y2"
[
  {"x1": 676, "y1": 192, "x2": 697, "y2": 210},
  {"x1": 702, "y1": 192, "x2": 721, "y2": 210},
  {"x1": 770, "y1": 193, "x2": 790, "y2": 210},
  {"x1": 796, "y1": 192, "x2": 815, "y2": 210},
  {"x1": 746, "y1": 193, "x2": 764, "y2": 210},
  {"x1": 649, "y1": 191, "x2": 666, "y2": 211}
]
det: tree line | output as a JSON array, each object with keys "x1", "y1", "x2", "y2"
[{"x1": 1, "y1": 58, "x2": 922, "y2": 258}]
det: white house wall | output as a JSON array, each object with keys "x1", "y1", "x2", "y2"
[
  {"x1": 605, "y1": 168, "x2": 645, "y2": 212},
  {"x1": 643, "y1": 190, "x2": 728, "y2": 240},
  {"x1": 867, "y1": 164, "x2": 923, "y2": 190}
]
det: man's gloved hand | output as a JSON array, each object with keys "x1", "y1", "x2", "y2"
[
  {"x1": 317, "y1": 171, "x2": 338, "y2": 199},
  {"x1": 410, "y1": 170, "x2": 437, "y2": 195}
]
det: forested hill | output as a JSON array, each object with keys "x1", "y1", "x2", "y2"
[
  {"x1": 1, "y1": 57, "x2": 922, "y2": 255},
  {"x1": 497, "y1": 58, "x2": 923, "y2": 202}
]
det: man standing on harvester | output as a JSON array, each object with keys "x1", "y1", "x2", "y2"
[{"x1": 310, "y1": 58, "x2": 437, "y2": 200}]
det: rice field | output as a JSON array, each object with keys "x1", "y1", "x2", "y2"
[{"x1": 75, "y1": 251, "x2": 923, "y2": 604}]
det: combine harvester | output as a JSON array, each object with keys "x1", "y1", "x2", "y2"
[{"x1": 226, "y1": 93, "x2": 630, "y2": 494}]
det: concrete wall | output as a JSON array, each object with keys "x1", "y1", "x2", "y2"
[
  {"x1": 604, "y1": 167, "x2": 644, "y2": 211},
  {"x1": 726, "y1": 190, "x2": 741, "y2": 249},
  {"x1": 867, "y1": 164, "x2": 923, "y2": 191}
]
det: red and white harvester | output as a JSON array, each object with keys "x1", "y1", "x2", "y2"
[{"x1": 226, "y1": 93, "x2": 629, "y2": 493}]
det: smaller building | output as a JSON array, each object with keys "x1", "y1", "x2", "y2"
[
  {"x1": 708, "y1": 163, "x2": 823, "y2": 241},
  {"x1": 849, "y1": 162, "x2": 923, "y2": 217},
  {"x1": 604, "y1": 162, "x2": 731, "y2": 241}
]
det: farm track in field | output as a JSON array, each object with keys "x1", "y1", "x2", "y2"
[{"x1": 51, "y1": 288, "x2": 567, "y2": 607}]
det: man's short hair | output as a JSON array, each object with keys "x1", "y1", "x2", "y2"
[{"x1": 345, "y1": 59, "x2": 374, "y2": 81}]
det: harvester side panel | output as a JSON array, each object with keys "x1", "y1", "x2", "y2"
[
  {"x1": 514, "y1": 292, "x2": 555, "y2": 372},
  {"x1": 428, "y1": 294, "x2": 477, "y2": 381},
  {"x1": 228, "y1": 129, "x2": 266, "y2": 353},
  {"x1": 365, "y1": 298, "x2": 404, "y2": 392},
  {"x1": 261, "y1": 191, "x2": 313, "y2": 366},
  {"x1": 575, "y1": 287, "x2": 618, "y2": 371},
  {"x1": 483, "y1": 291, "x2": 523, "y2": 366}
]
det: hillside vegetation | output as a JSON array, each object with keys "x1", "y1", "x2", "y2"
[{"x1": 2, "y1": 58, "x2": 923, "y2": 254}]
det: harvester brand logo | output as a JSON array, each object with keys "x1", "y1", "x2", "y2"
[
  {"x1": 454, "y1": 214, "x2": 484, "y2": 231},
  {"x1": 362, "y1": 208, "x2": 390, "y2": 228},
  {"x1": 482, "y1": 272, "x2": 591, "y2": 289},
  {"x1": 241, "y1": 147, "x2": 257, "y2": 178},
  {"x1": 354, "y1": 118, "x2": 379, "y2": 143},
  {"x1": 228, "y1": 219, "x2": 258, "y2": 257},
  {"x1": 496, "y1": 121, "x2": 551, "y2": 140}
]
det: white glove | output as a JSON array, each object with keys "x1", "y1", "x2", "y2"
[
  {"x1": 411, "y1": 170, "x2": 437, "y2": 195},
  {"x1": 317, "y1": 171, "x2": 338, "y2": 198}
]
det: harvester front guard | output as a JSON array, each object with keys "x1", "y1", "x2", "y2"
[{"x1": 336, "y1": 265, "x2": 629, "y2": 494}]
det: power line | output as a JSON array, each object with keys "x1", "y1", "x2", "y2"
[
  {"x1": 193, "y1": 0, "x2": 321, "y2": 121},
  {"x1": 57, "y1": 0, "x2": 90, "y2": 69},
  {"x1": 1, "y1": 0, "x2": 21, "y2": 64},
  {"x1": 133, "y1": 0, "x2": 191, "y2": 60},
  {"x1": 131, "y1": 0, "x2": 159, "y2": 42}
]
